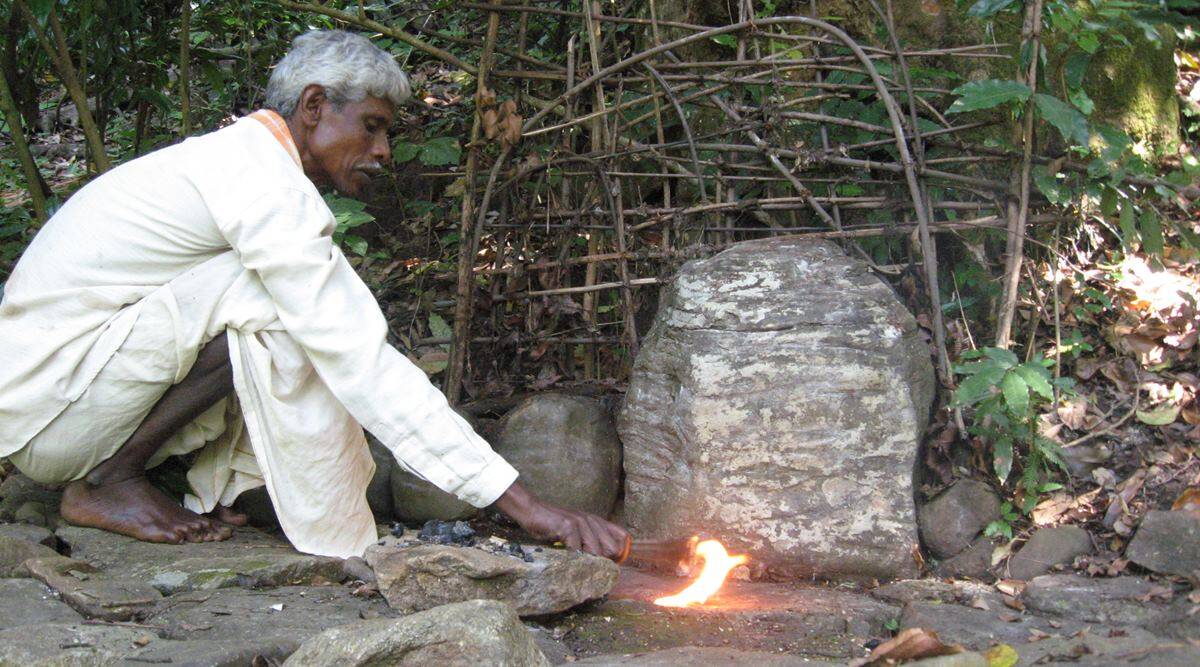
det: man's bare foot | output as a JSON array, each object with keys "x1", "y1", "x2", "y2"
[
  {"x1": 208, "y1": 504, "x2": 248, "y2": 526},
  {"x1": 61, "y1": 477, "x2": 233, "y2": 544}
]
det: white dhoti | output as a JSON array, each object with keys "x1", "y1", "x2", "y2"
[
  {"x1": 10, "y1": 251, "x2": 378, "y2": 557},
  {"x1": 1, "y1": 113, "x2": 518, "y2": 558}
]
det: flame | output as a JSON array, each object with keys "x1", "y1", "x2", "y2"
[{"x1": 653, "y1": 540, "x2": 747, "y2": 607}]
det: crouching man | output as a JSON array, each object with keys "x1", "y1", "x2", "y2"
[{"x1": 0, "y1": 30, "x2": 628, "y2": 560}]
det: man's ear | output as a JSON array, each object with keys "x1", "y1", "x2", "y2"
[{"x1": 296, "y1": 84, "x2": 327, "y2": 128}]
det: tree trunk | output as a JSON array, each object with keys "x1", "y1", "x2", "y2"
[
  {"x1": 0, "y1": 62, "x2": 48, "y2": 223},
  {"x1": 179, "y1": 0, "x2": 192, "y2": 137},
  {"x1": 16, "y1": 1, "x2": 111, "y2": 173}
]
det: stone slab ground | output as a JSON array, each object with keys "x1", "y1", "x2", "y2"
[{"x1": 0, "y1": 516, "x2": 1198, "y2": 665}]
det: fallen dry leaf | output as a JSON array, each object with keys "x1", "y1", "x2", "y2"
[
  {"x1": 1172, "y1": 487, "x2": 1200, "y2": 517},
  {"x1": 1003, "y1": 595, "x2": 1026, "y2": 611},
  {"x1": 996, "y1": 579, "x2": 1026, "y2": 597},
  {"x1": 1057, "y1": 396, "x2": 1090, "y2": 430},
  {"x1": 998, "y1": 612, "x2": 1021, "y2": 623},
  {"x1": 848, "y1": 628, "x2": 962, "y2": 666},
  {"x1": 1028, "y1": 628, "x2": 1052, "y2": 641}
]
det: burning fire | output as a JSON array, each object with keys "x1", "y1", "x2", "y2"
[{"x1": 653, "y1": 540, "x2": 748, "y2": 607}]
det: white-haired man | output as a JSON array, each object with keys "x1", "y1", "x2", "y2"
[{"x1": 0, "y1": 31, "x2": 628, "y2": 560}]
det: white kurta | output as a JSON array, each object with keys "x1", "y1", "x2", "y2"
[{"x1": 0, "y1": 114, "x2": 518, "y2": 557}]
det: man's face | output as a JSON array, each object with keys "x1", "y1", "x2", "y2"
[{"x1": 306, "y1": 95, "x2": 394, "y2": 196}]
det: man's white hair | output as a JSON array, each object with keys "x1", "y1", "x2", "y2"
[{"x1": 265, "y1": 30, "x2": 411, "y2": 117}]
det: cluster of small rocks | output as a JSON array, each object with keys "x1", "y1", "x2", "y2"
[
  {"x1": 918, "y1": 478, "x2": 1200, "y2": 591},
  {"x1": 919, "y1": 479, "x2": 1093, "y2": 582}
]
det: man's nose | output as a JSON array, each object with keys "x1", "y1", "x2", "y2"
[{"x1": 372, "y1": 134, "x2": 390, "y2": 165}]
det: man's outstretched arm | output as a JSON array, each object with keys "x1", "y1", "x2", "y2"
[{"x1": 491, "y1": 481, "x2": 629, "y2": 561}]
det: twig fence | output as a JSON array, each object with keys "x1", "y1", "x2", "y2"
[{"x1": 278, "y1": 0, "x2": 1038, "y2": 403}]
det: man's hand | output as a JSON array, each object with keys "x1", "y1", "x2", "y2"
[{"x1": 491, "y1": 482, "x2": 629, "y2": 561}]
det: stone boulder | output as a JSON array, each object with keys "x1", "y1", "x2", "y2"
[
  {"x1": 919, "y1": 479, "x2": 1001, "y2": 560},
  {"x1": 0, "y1": 535, "x2": 59, "y2": 577},
  {"x1": 618, "y1": 238, "x2": 934, "y2": 581},
  {"x1": 1126, "y1": 510, "x2": 1200, "y2": 577},
  {"x1": 390, "y1": 467, "x2": 478, "y2": 522},
  {"x1": 283, "y1": 600, "x2": 550, "y2": 666},
  {"x1": 1005, "y1": 526, "x2": 1091, "y2": 581},
  {"x1": 493, "y1": 393, "x2": 622, "y2": 517},
  {"x1": 365, "y1": 540, "x2": 618, "y2": 616}
]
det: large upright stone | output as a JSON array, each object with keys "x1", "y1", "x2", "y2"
[
  {"x1": 619, "y1": 238, "x2": 934, "y2": 581},
  {"x1": 494, "y1": 393, "x2": 622, "y2": 517}
]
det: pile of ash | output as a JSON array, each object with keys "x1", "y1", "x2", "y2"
[{"x1": 389, "y1": 520, "x2": 541, "y2": 563}]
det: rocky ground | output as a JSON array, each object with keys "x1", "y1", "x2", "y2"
[{"x1": 0, "y1": 473, "x2": 1197, "y2": 666}]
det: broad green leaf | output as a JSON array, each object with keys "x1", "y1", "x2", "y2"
[
  {"x1": 1001, "y1": 372, "x2": 1030, "y2": 416},
  {"x1": 1119, "y1": 202, "x2": 1139, "y2": 248},
  {"x1": 1100, "y1": 187, "x2": 1118, "y2": 218},
  {"x1": 1014, "y1": 363, "x2": 1054, "y2": 399},
  {"x1": 953, "y1": 365, "x2": 1007, "y2": 406},
  {"x1": 1141, "y1": 211, "x2": 1164, "y2": 258},
  {"x1": 994, "y1": 436, "x2": 1014, "y2": 483},
  {"x1": 954, "y1": 359, "x2": 1000, "y2": 376},
  {"x1": 947, "y1": 80, "x2": 1032, "y2": 114},
  {"x1": 1069, "y1": 88, "x2": 1094, "y2": 116},
  {"x1": 1033, "y1": 167, "x2": 1069, "y2": 205},
  {"x1": 428, "y1": 313, "x2": 453, "y2": 340},
  {"x1": 982, "y1": 347, "x2": 1020, "y2": 368},
  {"x1": 1033, "y1": 94, "x2": 1089, "y2": 145},
  {"x1": 1136, "y1": 405, "x2": 1180, "y2": 425},
  {"x1": 419, "y1": 138, "x2": 462, "y2": 166},
  {"x1": 342, "y1": 235, "x2": 368, "y2": 256},
  {"x1": 392, "y1": 142, "x2": 420, "y2": 162},
  {"x1": 967, "y1": 0, "x2": 1018, "y2": 16},
  {"x1": 336, "y1": 211, "x2": 373, "y2": 229},
  {"x1": 1064, "y1": 53, "x2": 1090, "y2": 90},
  {"x1": 1076, "y1": 31, "x2": 1100, "y2": 54}
]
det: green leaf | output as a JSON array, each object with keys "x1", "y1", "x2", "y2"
[
  {"x1": 392, "y1": 142, "x2": 420, "y2": 163},
  {"x1": 1014, "y1": 363, "x2": 1054, "y2": 399},
  {"x1": 428, "y1": 313, "x2": 453, "y2": 339},
  {"x1": 953, "y1": 364, "x2": 1007, "y2": 406},
  {"x1": 994, "y1": 436, "x2": 1014, "y2": 483},
  {"x1": 1100, "y1": 187, "x2": 1118, "y2": 218},
  {"x1": 1141, "y1": 211, "x2": 1163, "y2": 258},
  {"x1": 1033, "y1": 94, "x2": 1089, "y2": 145},
  {"x1": 1076, "y1": 32, "x2": 1100, "y2": 54},
  {"x1": 1119, "y1": 202, "x2": 1139, "y2": 248},
  {"x1": 710, "y1": 34, "x2": 737, "y2": 48},
  {"x1": 343, "y1": 235, "x2": 368, "y2": 256},
  {"x1": 1068, "y1": 88, "x2": 1094, "y2": 116},
  {"x1": 967, "y1": 0, "x2": 1018, "y2": 17},
  {"x1": 1064, "y1": 53, "x2": 1090, "y2": 90},
  {"x1": 947, "y1": 80, "x2": 1032, "y2": 114},
  {"x1": 982, "y1": 347, "x2": 1020, "y2": 368},
  {"x1": 1033, "y1": 167, "x2": 1069, "y2": 205},
  {"x1": 419, "y1": 138, "x2": 462, "y2": 166},
  {"x1": 1001, "y1": 371, "x2": 1030, "y2": 415}
]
